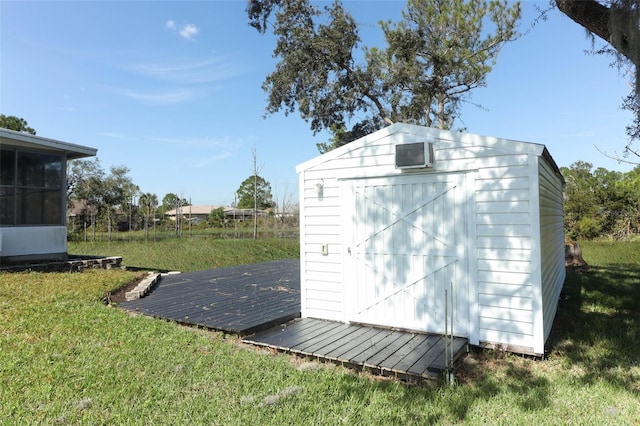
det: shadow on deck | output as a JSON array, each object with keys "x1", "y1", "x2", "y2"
[
  {"x1": 244, "y1": 318, "x2": 468, "y2": 381},
  {"x1": 120, "y1": 259, "x2": 468, "y2": 382}
]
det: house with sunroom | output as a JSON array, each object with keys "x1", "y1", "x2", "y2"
[{"x1": 0, "y1": 128, "x2": 97, "y2": 264}]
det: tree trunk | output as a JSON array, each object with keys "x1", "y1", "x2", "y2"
[
  {"x1": 565, "y1": 241, "x2": 588, "y2": 267},
  {"x1": 437, "y1": 93, "x2": 446, "y2": 129},
  {"x1": 107, "y1": 210, "x2": 112, "y2": 243},
  {"x1": 253, "y1": 148, "x2": 259, "y2": 240},
  {"x1": 555, "y1": 0, "x2": 638, "y2": 66}
]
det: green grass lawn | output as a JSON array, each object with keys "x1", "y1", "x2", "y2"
[
  {"x1": 68, "y1": 237, "x2": 300, "y2": 272},
  {"x1": 1, "y1": 240, "x2": 639, "y2": 424}
]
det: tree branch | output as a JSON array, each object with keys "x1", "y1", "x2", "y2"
[
  {"x1": 343, "y1": 65, "x2": 394, "y2": 126},
  {"x1": 594, "y1": 144, "x2": 640, "y2": 165},
  {"x1": 555, "y1": 0, "x2": 611, "y2": 42},
  {"x1": 555, "y1": 0, "x2": 637, "y2": 65}
]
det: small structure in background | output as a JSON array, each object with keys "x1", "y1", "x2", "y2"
[
  {"x1": 0, "y1": 129, "x2": 96, "y2": 264},
  {"x1": 296, "y1": 123, "x2": 566, "y2": 356},
  {"x1": 163, "y1": 206, "x2": 268, "y2": 223}
]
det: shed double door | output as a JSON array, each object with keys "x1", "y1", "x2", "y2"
[{"x1": 344, "y1": 173, "x2": 469, "y2": 336}]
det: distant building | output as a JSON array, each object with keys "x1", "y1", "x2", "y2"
[
  {"x1": 164, "y1": 205, "x2": 219, "y2": 222},
  {"x1": 164, "y1": 206, "x2": 268, "y2": 222}
]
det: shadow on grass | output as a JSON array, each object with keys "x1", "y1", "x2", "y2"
[
  {"x1": 438, "y1": 263, "x2": 638, "y2": 421},
  {"x1": 548, "y1": 264, "x2": 640, "y2": 394},
  {"x1": 444, "y1": 353, "x2": 552, "y2": 420}
]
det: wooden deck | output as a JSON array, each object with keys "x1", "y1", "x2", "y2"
[
  {"x1": 120, "y1": 259, "x2": 468, "y2": 381},
  {"x1": 243, "y1": 318, "x2": 468, "y2": 380},
  {"x1": 120, "y1": 259, "x2": 300, "y2": 335}
]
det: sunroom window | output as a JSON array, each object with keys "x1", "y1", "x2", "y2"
[{"x1": 0, "y1": 148, "x2": 63, "y2": 226}]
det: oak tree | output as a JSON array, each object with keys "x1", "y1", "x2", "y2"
[{"x1": 248, "y1": 0, "x2": 520, "y2": 152}]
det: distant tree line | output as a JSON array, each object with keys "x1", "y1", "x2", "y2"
[
  {"x1": 0, "y1": 114, "x2": 36, "y2": 134},
  {"x1": 67, "y1": 158, "x2": 141, "y2": 241},
  {"x1": 67, "y1": 156, "x2": 287, "y2": 240},
  {"x1": 562, "y1": 162, "x2": 640, "y2": 240}
]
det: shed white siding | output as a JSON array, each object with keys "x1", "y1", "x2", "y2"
[
  {"x1": 538, "y1": 154, "x2": 567, "y2": 348},
  {"x1": 475, "y1": 157, "x2": 537, "y2": 351},
  {"x1": 297, "y1": 123, "x2": 565, "y2": 355}
]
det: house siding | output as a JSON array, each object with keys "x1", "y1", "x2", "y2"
[
  {"x1": 297, "y1": 124, "x2": 564, "y2": 355},
  {"x1": 0, "y1": 226, "x2": 67, "y2": 261}
]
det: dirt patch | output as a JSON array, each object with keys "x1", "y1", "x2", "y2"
[{"x1": 103, "y1": 273, "x2": 147, "y2": 305}]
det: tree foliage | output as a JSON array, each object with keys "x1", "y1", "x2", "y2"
[
  {"x1": 376, "y1": 0, "x2": 521, "y2": 128},
  {"x1": 139, "y1": 192, "x2": 159, "y2": 238},
  {"x1": 102, "y1": 165, "x2": 139, "y2": 212},
  {"x1": 208, "y1": 207, "x2": 226, "y2": 228},
  {"x1": 139, "y1": 193, "x2": 158, "y2": 217},
  {"x1": 67, "y1": 158, "x2": 141, "y2": 238},
  {"x1": 248, "y1": 0, "x2": 520, "y2": 152},
  {"x1": 160, "y1": 193, "x2": 189, "y2": 214},
  {"x1": 562, "y1": 161, "x2": 640, "y2": 240},
  {"x1": 235, "y1": 175, "x2": 275, "y2": 210},
  {"x1": 67, "y1": 158, "x2": 104, "y2": 209},
  {"x1": 0, "y1": 114, "x2": 36, "y2": 134}
]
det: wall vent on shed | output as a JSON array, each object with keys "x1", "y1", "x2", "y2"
[{"x1": 395, "y1": 142, "x2": 434, "y2": 169}]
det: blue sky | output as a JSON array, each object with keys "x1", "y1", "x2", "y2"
[{"x1": 1, "y1": 1, "x2": 635, "y2": 207}]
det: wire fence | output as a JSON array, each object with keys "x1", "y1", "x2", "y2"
[{"x1": 67, "y1": 227, "x2": 300, "y2": 242}]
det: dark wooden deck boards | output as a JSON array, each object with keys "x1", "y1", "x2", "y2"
[
  {"x1": 120, "y1": 259, "x2": 300, "y2": 335},
  {"x1": 244, "y1": 318, "x2": 468, "y2": 380},
  {"x1": 118, "y1": 259, "x2": 467, "y2": 380}
]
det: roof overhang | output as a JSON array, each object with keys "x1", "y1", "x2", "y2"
[{"x1": 0, "y1": 128, "x2": 97, "y2": 159}]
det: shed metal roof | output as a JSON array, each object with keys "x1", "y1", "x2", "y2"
[{"x1": 296, "y1": 123, "x2": 563, "y2": 182}]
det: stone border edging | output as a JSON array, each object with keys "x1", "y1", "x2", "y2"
[
  {"x1": 124, "y1": 271, "x2": 181, "y2": 301},
  {"x1": 125, "y1": 272, "x2": 161, "y2": 301},
  {"x1": 0, "y1": 256, "x2": 123, "y2": 272}
]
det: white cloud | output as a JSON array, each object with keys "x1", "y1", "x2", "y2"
[
  {"x1": 189, "y1": 152, "x2": 234, "y2": 168},
  {"x1": 151, "y1": 136, "x2": 238, "y2": 150},
  {"x1": 114, "y1": 56, "x2": 244, "y2": 107},
  {"x1": 179, "y1": 24, "x2": 199, "y2": 41},
  {"x1": 115, "y1": 88, "x2": 196, "y2": 105},
  {"x1": 165, "y1": 19, "x2": 199, "y2": 41},
  {"x1": 96, "y1": 132, "x2": 126, "y2": 139},
  {"x1": 149, "y1": 137, "x2": 241, "y2": 168},
  {"x1": 131, "y1": 58, "x2": 244, "y2": 84}
]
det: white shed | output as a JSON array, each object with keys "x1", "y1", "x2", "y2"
[{"x1": 296, "y1": 123, "x2": 565, "y2": 355}]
